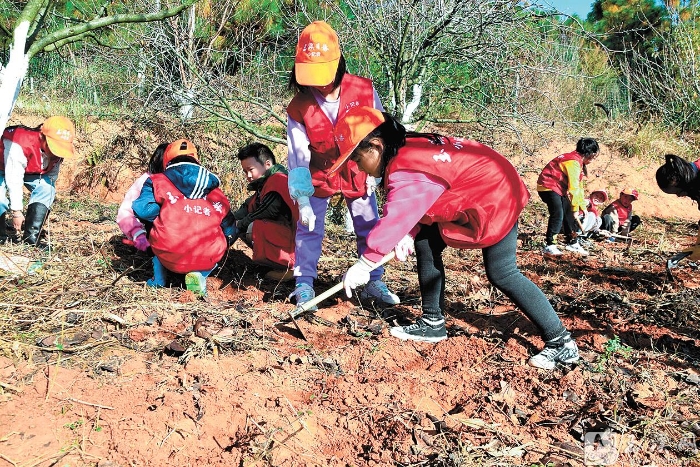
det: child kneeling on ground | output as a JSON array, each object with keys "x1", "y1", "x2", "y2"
[
  {"x1": 133, "y1": 139, "x2": 235, "y2": 295},
  {"x1": 332, "y1": 106, "x2": 580, "y2": 370},
  {"x1": 231, "y1": 143, "x2": 297, "y2": 280},
  {"x1": 600, "y1": 187, "x2": 641, "y2": 240}
]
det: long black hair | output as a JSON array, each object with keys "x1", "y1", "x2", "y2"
[
  {"x1": 287, "y1": 55, "x2": 347, "y2": 94},
  {"x1": 656, "y1": 154, "x2": 700, "y2": 205},
  {"x1": 147, "y1": 143, "x2": 169, "y2": 175},
  {"x1": 355, "y1": 112, "x2": 447, "y2": 179}
]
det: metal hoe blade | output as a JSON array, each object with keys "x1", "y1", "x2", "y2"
[
  {"x1": 286, "y1": 251, "x2": 397, "y2": 340},
  {"x1": 667, "y1": 251, "x2": 691, "y2": 270}
]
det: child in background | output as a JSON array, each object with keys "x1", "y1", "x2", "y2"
[
  {"x1": 537, "y1": 138, "x2": 600, "y2": 256},
  {"x1": 116, "y1": 143, "x2": 168, "y2": 252},
  {"x1": 332, "y1": 107, "x2": 579, "y2": 370},
  {"x1": 286, "y1": 20, "x2": 398, "y2": 309},
  {"x1": 133, "y1": 139, "x2": 235, "y2": 295},
  {"x1": 0, "y1": 116, "x2": 77, "y2": 246},
  {"x1": 578, "y1": 190, "x2": 607, "y2": 238},
  {"x1": 232, "y1": 143, "x2": 296, "y2": 280},
  {"x1": 656, "y1": 154, "x2": 700, "y2": 259},
  {"x1": 600, "y1": 188, "x2": 641, "y2": 238}
]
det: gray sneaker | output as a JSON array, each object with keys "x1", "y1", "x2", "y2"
[
  {"x1": 390, "y1": 317, "x2": 447, "y2": 343},
  {"x1": 360, "y1": 280, "x2": 400, "y2": 305},
  {"x1": 529, "y1": 335, "x2": 580, "y2": 369}
]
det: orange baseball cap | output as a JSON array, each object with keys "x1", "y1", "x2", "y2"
[
  {"x1": 620, "y1": 187, "x2": 639, "y2": 200},
  {"x1": 329, "y1": 107, "x2": 385, "y2": 175},
  {"x1": 41, "y1": 116, "x2": 76, "y2": 159},
  {"x1": 163, "y1": 139, "x2": 198, "y2": 169},
  {"x1": 294, "y1": 21, "x2": 341, "y2": 87}
]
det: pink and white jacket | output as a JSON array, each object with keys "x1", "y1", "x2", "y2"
[{"x1": 117, "y1": 173, "x2": 149, "y2": 240}]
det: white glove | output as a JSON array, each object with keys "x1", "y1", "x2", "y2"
[
  {"x1": 288, "y1": 167, "x2": 315, "y2": 200},
  {"x1": 366, "y1": 176, "x2": 382, "y2": 194},
  {"x1": 297, "y1": 196, "x2": 316, "y2": 232},
  {"x1": 343, "y1": 256, "x2": 376, "y2": 298},
  {"x1": 394, "y1": 234, "x2": 415, "y2": 261}
]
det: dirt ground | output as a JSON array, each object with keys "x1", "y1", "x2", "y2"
[{"x1": 1, "y1": 120, "x2": 700, "y2": 467}]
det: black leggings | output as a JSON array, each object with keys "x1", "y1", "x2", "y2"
[
  {"x1": 415, "y1": 222, "x2": 566, "y2": 341},
  {"x1": 538, "y1": 190, "x2": 577, "y2": 245}
]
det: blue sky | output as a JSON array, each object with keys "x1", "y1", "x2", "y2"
[{"x1": 543, "y1": 0, "x2": 595, "y2": 18}]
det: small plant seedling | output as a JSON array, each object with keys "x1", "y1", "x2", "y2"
[
  {"x1": 593, "y1": 335, "x2": 634, "y2": 372},
  {"x1": 64, "y1": 419, "x2": 84, "y2": 431}
]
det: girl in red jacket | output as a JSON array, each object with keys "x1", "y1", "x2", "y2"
[{"x1": 331, "y1": 107, "x2": 580, "y2": 370}]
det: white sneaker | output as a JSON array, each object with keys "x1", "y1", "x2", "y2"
[
  {"x1": 542, "y1": 244, "x2": 563, "y2": 256},
  {"x1": 565, "y1": 242, "x2": 589, "y2": 256},
  {"x1": 529, "y1": 340, "x2": 580, "y2": 369}
]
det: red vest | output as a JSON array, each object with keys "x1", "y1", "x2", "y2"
[
  {"x1": 249, "y1": 173, "x2": 298, "y2": 269},
  {"x1": 0, "y1": 126, "x2": 60, "y2": 174},
  {"x1": 149, "y1": 174, "x2": 230, "y2": 273},
  {"x1": 387, "y1": 137, "x2": 530, "y2": 248},
  {"x1": 537, "y1": 151, "x2": 584, "y2": 196},
  {"x1": 605, "y1": 200, "x2": 631, "y2": 226},
  {"x1": 287, "y1": 74, "x2": 374, "y2": 198}
]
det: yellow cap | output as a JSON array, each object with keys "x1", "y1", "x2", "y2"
[
  {"x1": 294, "y1": 21, "x2": 341, "y2": 87},
  {"x1": 41, "y1": 116, "x2": 76, "y2": 159}
]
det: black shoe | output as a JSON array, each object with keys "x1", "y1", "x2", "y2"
[
  {"x1": 22, "y1": 203, "x2": 49, "y2": 246},
  {"x1": 390, "y1": 317, "x2": 447, "y2": 343}
]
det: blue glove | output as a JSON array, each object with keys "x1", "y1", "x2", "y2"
[{"x1": 288, "y1": 167, "x2": 314, "y2": 200}]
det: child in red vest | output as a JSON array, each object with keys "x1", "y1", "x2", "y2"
[
  {"x1": 600, "y1": 188, "x2": 641, "y2": 238},
  {"x1": 0, "y1": 116, "x2": 77, "y2": 245},
  {"x1": 577, "y1": 190, "x2": 607, "y2": 240},
  {"x1": 232, "y1": 143, "x2": 296, "y2": 280},
  {"x1": 286, "y1": 20, "x2": 398, "y2": 309},
  {"x1": 132, "y1": 139, "x2": 235, "y2": 295},
  {"x1": 537, "y1": 139, "x2": 600, "y2": 256},
  {"x1": 331, "y1": 106, "x2": 580, "y2": 370}
]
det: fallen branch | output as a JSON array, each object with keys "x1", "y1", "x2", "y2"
[{"x1": 64, "y1": 397, "x2": 114, "y2": 410}]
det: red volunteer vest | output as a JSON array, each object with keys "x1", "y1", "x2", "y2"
[
  {"x1": 0, "y1": 126, "x2": 60, "y2": 174},
  {"x1": 387, "y1": 137, "x2": 530, "y2": 249},
  {"x1": 287, "y1": 74, "x2": 374, "y2": 198},
  {"x1": 249, "y1": 173, "x2": 298, "y2": 269},
  {"x1": 537, "y1": 151, "x2": 584, "y2": 196},
  {"x1": 605, "y1": 200, "x2": 631, "y2": 226},
  {"x1": 149, "y1": 174, "x2": 230, "y2": 274}
]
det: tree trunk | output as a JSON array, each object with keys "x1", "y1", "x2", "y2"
[{"x1": 0, "y1": 21, "x2": 30, "y2": 131}]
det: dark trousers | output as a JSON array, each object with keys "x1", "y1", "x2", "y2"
[
  {"x1": 415, "y1": 222, "x2": 566, "y2": 341},
  {"x1": 538, "y1": 190, "x2": 577, "y2": 245},
  {"x1": 601, "y1": 214, "x2": 641, "y2": 234}
]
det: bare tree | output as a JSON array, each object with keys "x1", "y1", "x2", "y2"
[
  {"x1": 0, "y1": 0, "x2": 196, "y2": 130},
  {"x1": 336, "y1": 0, "x2": 600, "y2": 134},
  {"x1": 125, "y1": 0, "x2": 290, "y2": 144}
]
